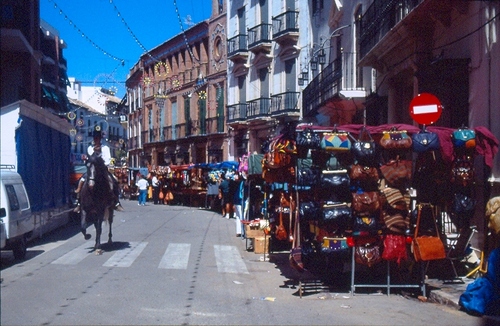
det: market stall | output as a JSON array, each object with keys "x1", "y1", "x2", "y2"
[{"x1": 261, "y1": 123, "x2": 498, "y2": 295}]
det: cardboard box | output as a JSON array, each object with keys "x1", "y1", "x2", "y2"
[
  {"x1": 245, "y1": 225, "x2": 264, "y2": 239},
  {"x1": 254, "y1": 236, "x2": 269, "y2": 254}
]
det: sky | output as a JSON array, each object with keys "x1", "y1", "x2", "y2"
[{"x1": 40, "y1": 0, "x2": 213, "y2": 99}]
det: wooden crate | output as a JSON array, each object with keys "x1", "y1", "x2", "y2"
[
  {"x1": 245, "y1": 225, "x2": 264, "y2": 239},
  {"x1": 254, "y1": 236, "x2": 269, "y2": 254}
]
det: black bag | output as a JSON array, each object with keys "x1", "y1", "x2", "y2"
[
  {"x1": 321, "y1": 202, "x2": 351, "y2": 228},
  {"x1": 296, "y1": 128, "x2": 321, "y2": 149},
  {"x1": 299, "y1": 201, "x2": 321, "y2": 222},
  {"x1": 412, "y1": 127, "x2": 440, "y2": 153},
  {"x1": 297, "y1": 167, "x2": 321, "y2": 187},
  {"x1": 351, "y1": 127, "x2": 378, "y2": 166},
  {"x1": 320, "y1": 169, "x2": 350, "y2": 192}
]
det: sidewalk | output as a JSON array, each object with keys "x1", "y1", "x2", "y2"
[{"x1": 425, "y1": 277, "x2": 473, "y2": 309}]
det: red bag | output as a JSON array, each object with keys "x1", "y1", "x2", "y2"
[{"x1": 382, "y1": 234, "x2": 407, "y2": 265}]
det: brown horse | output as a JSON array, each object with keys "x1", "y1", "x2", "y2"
[{"x1": 80, "y1": 153, "x2": 114, "y2": 253}]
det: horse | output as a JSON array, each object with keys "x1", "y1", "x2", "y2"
[{"x1": 79, "y1": 153, "x2": 114, "y2": 254}]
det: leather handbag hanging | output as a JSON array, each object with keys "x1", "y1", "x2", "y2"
[
  {"x1": 351, "y1": 126, "x2": 378, "y2": 166},
  {"x1": 321, "y1": 127, "x2": 352, "y2": 152},
  {"x1": 380, "y1": 159, "x2": 412, "y2": 187},
  {"x1": 321, "y1": 202, "x2": 352, "y2": 228},
  {"x1": 349, "y1": 164, "x2": 379, "y2": 183},
  {"x1": 275, "y1": 193, "x2": 289, "y2": 241},
  {"x1": 452, "y1": 127, "x2": 476, "y2": 149},
  {"x1": 412, "y1": 126, "x2": 440, "y2": 153},
  {"x1": 320, "y1": 169, "x2": 350, "y2": 192},
  {"x1": 379, "y1": 127, "x2": 413, "y2": 150},
  {"x1": 411, "y1": 203, "x2": 446, "y2": 262},
  {"x1": 451, "y1": 156, "x2": 475, "y2": 187},
  {"x1": 382, "y1": 234, "x2": 408, "y2": 265},
  {"x1": 296, "y1": 127, "x2": 321, "y2": 149},
  {"x1": 290, "y1": 193, "x2": 305, "y2": 272},
  {"x1": 352, "y1": 190, "x2": 381, "y2": 215},
  {"x1": 355, "y1": 237, "x2": 382, "y2": 267}
]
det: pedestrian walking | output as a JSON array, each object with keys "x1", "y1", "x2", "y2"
[
  {"x1": 151, "y1": 172, "x2": 160, "y2": 204},
  {"x1": 218, "y1": 172, "x2": 231, "y2": 218},
  {"x1": 136, "y1": 174, "x2": 149, "y2": 206}
]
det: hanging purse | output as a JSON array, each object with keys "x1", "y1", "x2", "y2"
[
  {"x1": 382, "y1": 210, "x2": 409, "y2": 234},
  {"x1": 296, "y1": 127, "x2": 321, "y2": 149},
  {"x1": 451, "y1": 156, "x2": 475, "y2": 187},
  {"x1": 321, "y1": 202, "x2": 352, "y2": 228},
  {"x1": 321, "y1": 237, "x2": 349, "y2": 255},
  {"x1": 412, "y1": 126, "x2": 440, "y2": 153},
  {"x1": 353, "y1": 215, "x2": 380, "y2": 233},
  {"x1": 355, "y1": 237, "x2": 382, "y2": 267},
  {"x1": 380, "y1": 187, "x2": 409, "y2": 211},
  {"x1": 379, "y1": 127, "x2": 413, "y2": 150},
  {"x1": 380, "y1": 159, "x2": 412, "y2": 187},
  {"x1": 382, "y1": 234, "x2": 408, "y2": 265},
  {"x1": 321, "y1": 127, "x2": 352, "y2": 152},
  {"x1": 299, "y1": 201, "x2": 321, "y2": 222},
  {"x1": 349, "y1": 164, "x2": 379, "y2": 183},
  {"x1": 351, "y1": 190, "x2": 381, "y2": 215},
  {"x1": 452, "y1": 127, "x2": 476, "y2": 149},
  {"x1": 351, "y1": 127, "x2": 378, "y2": 166},
  {"x1": 411, "y1": 203, "x2": 446, "y2": 262},
  {"x1": 320, "y1": 169, "x2": 350, "y2": 192},
  {"x1": 297, "y1": 167, "x2": 321, "y2": 187}
]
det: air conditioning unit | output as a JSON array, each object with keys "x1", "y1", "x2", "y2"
[{"x1": 120, "y1": 115, "x2": 127, "y2": 122}]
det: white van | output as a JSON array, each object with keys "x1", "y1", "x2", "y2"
[{"x1": 0, "y1": 165, "x2": 34, "y2": 259}]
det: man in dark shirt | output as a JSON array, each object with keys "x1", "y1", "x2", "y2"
[{"x1": 218, "y1": 172, "x2": 231, "y2": 219}]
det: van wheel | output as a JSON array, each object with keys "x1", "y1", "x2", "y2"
[{"x1": 13, "y1": 236, "x2": 27, "y2": 260}]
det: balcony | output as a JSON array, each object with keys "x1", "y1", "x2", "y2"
[
  {"x1": 227, "y1": 34, "x2": 249, "y2": 63},
  {"x1": 227, "y1": 103, "x2": 248, "y2": 123},
  {"x1": 248, "y1": 23, "x2": 272, "y2": 53},
  {"x1": 272, "y1": 11, "x2": 299, "y2": 46},
  {"x1": 247, "y1": 97, "x2": 271, "y2": 121},
  {"x1": 270, "y1": 92, "x2": 300, "y2": 116}
]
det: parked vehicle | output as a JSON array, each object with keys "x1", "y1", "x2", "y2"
[{"x1": 0, "y1": 166, "x2": 34, "y2": 259}]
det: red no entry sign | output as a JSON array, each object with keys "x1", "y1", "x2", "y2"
[{"x1": 409, "y1": 93, "x2": 442, "y2": 125}]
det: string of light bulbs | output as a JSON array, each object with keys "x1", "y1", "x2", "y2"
[
  {"x1": 173, "y1": 0, "x2": 201, "y2": 64},
  {"x1": 47, "y1": 0, "x2": 125, "y2": 65}
]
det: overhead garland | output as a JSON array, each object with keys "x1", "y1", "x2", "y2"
[
  {"x1": 47, "y1": 0, "x2": 125, "y2": 64},
  {"x1": 173, "y1": 0, "x2": 201, "y2": 65}
]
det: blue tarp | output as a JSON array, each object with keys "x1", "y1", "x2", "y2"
[
  {"x1": 15, "y1": 115, "x2": 72, "y2": 212},
  {"x1": 191, "y1": 161, "x2": 239, "y2": 171}
]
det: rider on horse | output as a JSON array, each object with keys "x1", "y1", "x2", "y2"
[{"x1": 74, "y1": 126, "x2": 124, "y2": 213}]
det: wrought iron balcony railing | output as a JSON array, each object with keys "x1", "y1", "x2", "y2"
[
  {"x1": 270, "y1": 92, "x2": 300, "y2": 116},
  {"x1": 247, "y1": 97, "x2": 271, "y2": 119},
  {"x1": 227, "y1": 103, "x2": 248, "y2": 123}
]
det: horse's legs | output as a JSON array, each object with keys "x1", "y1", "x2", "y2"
[
  {"x1": 107, "y1": 207, "x2": 113, "y2": 244},
  {"x1": 80, "y1": 211, "x2": 91, "y2": 240},
  {"x1": 94, "y1": 219, "x2": 102, "y2": 251}
]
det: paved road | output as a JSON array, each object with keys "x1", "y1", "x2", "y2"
[{"x1": 1, "y1": 200, "x2": 482, "y2": 325}]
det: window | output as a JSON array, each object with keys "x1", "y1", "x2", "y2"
[{"x1": 5, "y1": 185, "x2": 20, "y2": 211}]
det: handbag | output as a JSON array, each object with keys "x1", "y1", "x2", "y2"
[
  {"x1": 379, "y1": 127, "x2": 413, "y2": 150},
  {"x1": 451, "y1": 157, "x2": 474, "y2": 187},
  {"x1": 412, "y1": 127, "x2": 440, "y2": 153},
  {"x1": 352, "y1": 190, "x2": 381, "y2": 215},
  {"x1": 349, "y1": 164, "x2": 379, "y2": 183},
  {"x1": 320, "y1": 169, "x2": 350, "y2": 191},
  {"x1": 411, "y1": 203, "x2": 446, "y2": 262},
  {"x1": 452, "y1": 127, "x2": 476, "y2": 149},
  {"x1": 321, "y1": 128, "x2": 352, "y2": 152},
  {"x1": 321, "y1": 202, "x2": 351, "y2": 228},
  {"x1": 382, "y1": 234, "x2": 407, "y2": 265},
  {"x1": 159, "y1": 190, "x2": 164, "y2": 200},
  {"x1": 297, "y1": 167, "x2": 321, "y2": 187},
  {"x1": 355, "y1": 238, "x2": 382, "y2": 267},
  {"x1": 351, "y1": 127, "x2": 378, "y2": 166},
  {"x1": 353, "y1": 215, "x2": 380, "y2": 233},
  {"x1": 299, "y1": 201, "x2": 321, "y2": 222},
  {"x1": 296, "y1": 128, "x2": 321, "y2": 149},
  {"x1": 380, "y1": 187, "x2": 409, "y2": 211},
  {"x1": 382, "y1": 211, "x2": 409, "y2": 234},
  {"x1": 380, "y1": 159, "x2": 412, "y2": 187}
]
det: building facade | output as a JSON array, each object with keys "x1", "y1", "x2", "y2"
[{"x1": 126, "y1": 0, "x2": 227, "y2": 170}]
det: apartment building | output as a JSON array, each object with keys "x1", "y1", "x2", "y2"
[{"x1": 126, "y1": 0, "x2": 227, "y2": 170}]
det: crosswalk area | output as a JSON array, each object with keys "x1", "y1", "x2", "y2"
[{"x1": 51, "y1": 242, "x2": 249, "y2": 274}]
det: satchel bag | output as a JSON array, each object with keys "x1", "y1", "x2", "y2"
[
  {"x1": 412, "y1": 127, "x2": 440, "y2": 153},
  {"x1": 451, "y1": 157, "x2": 474, "y2": 187},
  {"x1": 382, "y1": 211, "x2": 409, "y2": 234},
  {"x1": 349, "y1": 164, "x2": 379, "y2": 183},
  {"x1": 351, "y1": 127, "x2": 378, "y2": 166},
  {"x1": 382, "y1": 234, "x2": 407, "y2": 265},
  {"x1": 299, "y1": 201, "x2": 321, "y2": 222},
  {"x1": 379, "y1": 127, "x2": 413, "y2": 150},
  {"x1": 412, "y1": 204, "x2": 446, "y2": 262},
  {"x1": 380, "y1": 187, "x2": 408, "y2": 211},
  {"x1": 320, "y1": 169, "x2": 350, "y2": 191},
  {"x1": 352, "y1": 190, "x2": 381, "y2": 215},
  {"x1": 452, "y1": 127, "x2": 476, "y2": 149},
  {"x1": 296, "y1": 128, "x2": 321, "y2": 149},
  {"x1": 321, "y1": 129, "x2": 352, "y2": 152},
  {"x1": 321, "y1": 237, "x2": 349, "y2": 255},
  {"x1": 380, "y1": 159, "x2": 412, "y2": 187},
  {"x1": 321, "y1": 202, "x2": 352, "y2": 228},
  {"x1": 355, "y1": 240, "x2": 382, "y2": 267},
  {"x1": 353, "y1": 215, "x2": 380, "y2": 233},
  {"x1": 297, "y1": 167, "x2": 321, "y2": 187}
]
